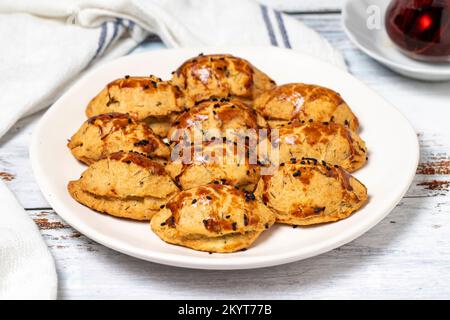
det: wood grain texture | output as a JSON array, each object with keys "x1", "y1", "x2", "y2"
[
  {"x1": 1, "y1": 11, "x2": 449, "y2": 299},
  {"x1": 259, "y1": 0, "x2": 343, "y2": 13}
]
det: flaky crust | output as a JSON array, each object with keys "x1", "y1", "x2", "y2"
[
  {"x1": 151, "y1": 184, "x2": 275, "y2": 253},
  {"x1": 273, "y1": 122, "x2": 367, "y2": 172},
  {"x1": 255, "y1": 162, "x2": 367, "y2": 225},
  {"x1": 68, "y1": 113, "x2": 170, "y2": 165},
  {"x1": 253, "y1": 83, "x2": 359, "y2": 131},
  {"x1": 68, "y1": 152, "x2": 178, "y2": 221},
  {"x1": 171, "y1": 54, "x2": 276, "y2": 106},
  {"x1": 85, "y1": 76, "x2": 183, "y2": 120},
  {"x1": 142, "y1": 113, "x2": 180, "y2": 138},
  {"x1": 77, "y1": 152, "x2": 179, "y2": 199},
  {"x1": 166, "y1": 141, "x2": 260, "y2": 191},
  {"x1": 167, "y1": 99, "x2": 265, "y2": 143},
  {"x1": 68, "y1": 180, "x2": 163, "y2": 221}
]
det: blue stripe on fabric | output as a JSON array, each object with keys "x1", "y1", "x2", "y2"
[
  {"x1": 275, "y1": 11, "x2": 292, "y2": 48},
  {"x1": 260, "y1": 5, "x2": 278, "y2": 46},
  {"x1": 103, "y1": 18, "x2": 121, "y2": 53},
  {"x1": 128, "y1": 20, "x2": 135, "y2": 31},
  {"x1": 91, "y1": 21, "x2": 108, "y2": 61}
]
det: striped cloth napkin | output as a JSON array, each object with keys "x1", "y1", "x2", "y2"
[{"x1": 0, "y1": 0, "x2": 345, "y2": 299}]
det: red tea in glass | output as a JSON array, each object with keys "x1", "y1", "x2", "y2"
[{"x1": 385, "y1": 0, "x2": 450, "y2": 62}]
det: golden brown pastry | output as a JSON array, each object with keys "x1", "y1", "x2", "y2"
[
  {"x1": 142, "y1": 113, "x2": 180, "y2": 138},
  {"x1": 253, "y1": 83, "x2": 359, "y2": 131},
  {"x1": 85, "y1": 75, "x2": 183, "y2": 120},
  {"x1": 255, "y1": 161, "x2": 367, "y2": 225},
  {"x1": 68, "y1": 152, "x2": 179, "y2": 220},
  {"x1": 151, "y1": 184, "x2": 275, "y2": 253},
  {"x1": 167, "y1": 99, "x2": 265, "y2": 143},
  {"x1": 166, "y1": 141, "x2": 260, "y2": 191},
  {"x1": 273, "y1": 122, "x2": 367, "y2": 172},
  {"x1": 68, "y1": 113, "x2": 170, "y2": 165},
  {"x1": 68, "y1": 180, "x2": 167, "y2": 220},
  {"x1": 171, "y1": 54, "x2": 276, "y2": 106}
]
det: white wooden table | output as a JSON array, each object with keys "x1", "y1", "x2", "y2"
[{"x1": 1, "y1": 1, "x2": 449, "y2": 299}]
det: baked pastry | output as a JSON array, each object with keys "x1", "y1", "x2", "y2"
[
  {"x1": 151, "y1": 184, "x2": 275, "y2": 253},
  {"x1": 255, "y1": 161, "x2": 367, "y2": 225},
  {"x1": 253, "y1": 83, "x2": 359, "y2": 131},
  {"x1": 68, "y1": 113, "x2": 170, "y2": 165},
  {"x1": 66, "y1": 53, "x2": 371, "y2": 252},
  {"x1": 68, "y1": 181, "x2": 167, "y2": 220},
  {"x1": 68, "y1": 152, "x2": 179, "y2": 220},
  {"x1": 171, "y1": 54, "x2": 276, "y2": 106},
  {"x1": 168, "y1": 99, "x2": 265, "y2": 143},
  {"x1": 273, "y1": 122, "x2": 367, "y2": 172},
  {"x1": 85, "y1": 75, "x2": 183, "y2": 120},
  {"x1": 142, "y1": 113, "x2": 180, "y2": 138},
  {"x1": 166, "y1": 141, "x2": 260, "y2": 191}
]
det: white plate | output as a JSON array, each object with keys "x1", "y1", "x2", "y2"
[
  {"x1": 342, "y1": 0, "x2": 450, "y2": 81},
  {"x1": 30, "y1": 47, "x2": 419, "y2": 270}
]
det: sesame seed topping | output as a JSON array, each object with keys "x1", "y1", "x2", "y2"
[{"x1": 314, "y1": 207, "x2": 326, "y2": 213}]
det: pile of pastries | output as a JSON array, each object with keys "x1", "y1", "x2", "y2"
[{"x1": 67, "y1": 53, "x2": 368, "y2": 253}]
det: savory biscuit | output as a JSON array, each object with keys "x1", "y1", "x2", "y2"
[
  {"x1": 68, "y1": 180, "x2": 164, "y2": 220},
  {"x1": 273, "y1": 122, "x2": 367, "y2": 172},
  {"x1": 85, "y1": 75, "x2": 183, "y2": 120},
  {"x1": 255, "y1": 162, "x2": 367, "y2": 225},
  {"x1": 253, "y1": 83, "x2": 359, "y2": 131},
  {"x1": 171, "y1": 54, "x2": 276, "y2": 106},
  {"x1": 68, "y1": 152, "x2": 179, "y2": 220},
  {"x1": 77, "y1": 151, "x2": 178, "y2": 199},
  {"x1": 142, "y1": 113, "x2": 180, "y2": 138},
  {"x1": 68, "y1": 113, "x2": 170, "y2": 165},
  {"x1": 166, "y1": 141, "x2": 260, "y2": 191},
  {"x1": 151, "y1": 184, "x2": 275, "y2": 253},
  {"x1": 168, "y1": 99, "x2": 265, "y2": 143}
]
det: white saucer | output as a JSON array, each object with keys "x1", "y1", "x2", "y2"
[{"x1": 342, "y1": 0, "x2": 450, "y2": 81}]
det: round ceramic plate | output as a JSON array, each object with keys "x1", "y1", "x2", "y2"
[
  {"x1": 30, "y1": 47, "x2": 419, "y2": 270},
  {"x1": 342, "y1": 0, "x2": 450, "y2": 81}
]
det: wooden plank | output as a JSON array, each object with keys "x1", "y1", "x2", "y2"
[
  {"x1": 28, "y1": 191, "x2": 450, "y2": 299},
  {"x1": 0, "y1": 12, "x2": 449, "y2": 299},
  {"x1": 260, "y1": 0, "x2": 343, "y2": 13},
  {"x1": 0, "y1": 111, "x2": 50, "y2": 208}
]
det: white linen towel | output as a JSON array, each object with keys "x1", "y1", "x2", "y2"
[
  {"x1": 0, "y1": 182, "x2": 57, "y2": 299},
  {"x1": 0, "y1": 0, "x2": 345, "y2": 299}
]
